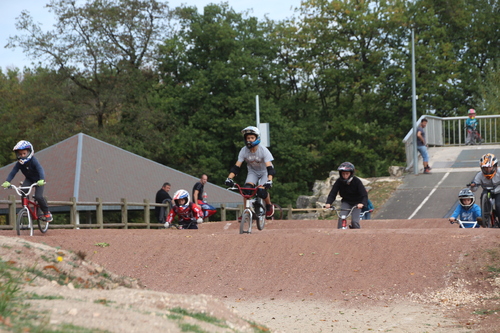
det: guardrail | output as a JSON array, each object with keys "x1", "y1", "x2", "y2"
[
  {"x1": 0, "y1": 197, "x2": 327, "y2": 230},
  {"x1": 403, "y1": 115, "x2": 500, "y2": 171}
]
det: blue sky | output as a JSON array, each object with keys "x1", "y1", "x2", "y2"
[{"x1": 1, "y1": 0, "x2": 303, "y2": 71}]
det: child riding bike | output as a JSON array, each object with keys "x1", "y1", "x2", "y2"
[
  {"x1": 1, "y1": 140, "x2": 53, "y2": 222},
  {"x1": 469, "y1": 153, "x2": 500, "y2": 224},
  {"x1": 324, "y1": 162, "x2": 368, "y2": 229},
  {"x1": 448, "y1": 188, "x2": 482, "y2": 228},
  {"x1": 165, "y1": 189, "x2": 203, "y2": 229},
  {"x1": 225, "y1": 126, "x2": 276, "y2": 217}
]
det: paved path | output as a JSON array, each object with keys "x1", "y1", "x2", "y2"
[{"x1": 376, "y1": 144, "x2": 500, "y2": 219}]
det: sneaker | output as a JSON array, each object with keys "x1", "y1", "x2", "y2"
[
  {"x1": 423, "y1": 168, "x2": 431, "y2": 174},
  {"x1": 426, "y1": 166, "x2": 432, "y2": 171},
  {"x1": 266, "y1": 204, "x2": 274, "y2": 217},
  {"x1": 44, "y1": 212, "x2": 53, "y2": 223}
]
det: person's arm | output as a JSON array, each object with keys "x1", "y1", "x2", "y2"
[
  {"x1": 227, "y1": 161, "x2": 243, "y2": 181},
  {"x1": 449, "y1": 205, "x2": 461, "y2": 222},
  {"x1": 6, "y1": 163, "x2": 22, "y2": 183},
  {"x1": 469, "y1": 172, "x2": 482, "y2": 192},
  {"x1": 357, "y1": 180, "x2": 368, "y2": 209},
  {"x1": 324, "y1": 181, "x2": 340, "y2": 209},
  {"x1": 165, "y1": 207, "x2": 176, "y2": 223},
  {"x1": 416, "y1": 129, "x2": 425, "y2": 145}
]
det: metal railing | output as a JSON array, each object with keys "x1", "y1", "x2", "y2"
[{"x1": 403, "y1": 115, "x2": 500, "y2": 171}]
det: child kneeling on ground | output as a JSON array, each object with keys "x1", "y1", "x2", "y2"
[{"x1": 165, "y1": 189, "x2": 203, "y2": 229}]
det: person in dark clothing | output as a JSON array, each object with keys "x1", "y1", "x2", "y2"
[
  {"x1": 155, "y1": 182, "x2": 172, "y2": 223},
  {"x1": 2, "y1": 140, "x2": 53, "y2": 222},
  {"x1": 192, "y1": 174, "x2": 216, "y2": 220},
  {"x1": 324, "y1": 162, "x2": 368, "y2": 229}
]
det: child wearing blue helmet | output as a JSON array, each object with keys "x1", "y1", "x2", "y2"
[{"x1": 2, "y1": 140, "x2": 53, "y2": 222}]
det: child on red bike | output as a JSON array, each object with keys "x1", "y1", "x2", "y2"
[
  {"x1": 165, "y1": 189, "x2": 203, "y2": 229},
  {"x1": 448, "y1": 188, "x2": 482, "y2": 228},
  {"x1": 2, "y1": 140, "x2": 53, "y2": 222},
  {"x1": 324, "y1": 162, "x2": 368, "y2": 229},
  {"x1": 225, "y1": 126, "x2": 275, "y2": 217}
]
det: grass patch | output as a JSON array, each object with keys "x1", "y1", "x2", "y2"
[
  {"x1": 170, "y1": 307, "x2": 226, "y2": 327},
  {"x1": 28, "y1": 293, "x2": 64, "y2": 300},
  {"x1": 367, "y1": 180, "x2": 403, "y2": 214}
]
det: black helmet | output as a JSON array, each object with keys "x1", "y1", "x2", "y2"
[
  {"x1": 338, "y1": 162, "x2": 355, "y2": 183},
  {"x1": 458, "y1": 188, "x2": 475, "y2": 209}
]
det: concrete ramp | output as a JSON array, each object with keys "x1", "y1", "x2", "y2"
[{"x1": 376, "y1": 145, "x2": 499, "y2": 219}]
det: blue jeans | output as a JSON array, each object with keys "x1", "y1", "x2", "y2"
[{"x1": 417, "y1": 145, "x2": 429, "y2": 162}]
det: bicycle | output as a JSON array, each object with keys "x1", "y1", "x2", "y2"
[
  {"x1": 329, "y1": 206, "x2": 358, "y2": 229},
  {"x1": 466, "y1": 126, "x2": 482, "y2": 145},
  {"x1": 7, "y1": 183, "x2": 49, "y2": 236},
  {"x1": 478, "y1": 186, "x2": 500, "y2": 228},
  {"x1": 229, "y1": 183, "x2": 266, "y2": 234},
  {"x1": 266, "y1": 203, "x2": 283, "y2": 220}
]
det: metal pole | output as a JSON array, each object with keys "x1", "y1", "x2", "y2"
[
  {"x1": 412, "y1": 29, "x2": 418, "y2": 175},
  {"x1": 256, "y1": 95, "x2": 260, "y2": 127}
]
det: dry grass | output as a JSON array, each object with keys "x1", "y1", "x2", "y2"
[{"x1": 367, "y1": 179, "x2": 403, "y2": 214}]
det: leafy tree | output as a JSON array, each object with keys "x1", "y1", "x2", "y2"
[{"x1": 7, "y1": 0, "x2": 171, "y2": 129}]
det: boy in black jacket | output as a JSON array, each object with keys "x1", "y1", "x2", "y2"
[{"x1": 324, "y1": 162, "x2": 368, "y2": 229}]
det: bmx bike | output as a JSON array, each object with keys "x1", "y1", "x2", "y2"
[
  {"x1": 466, "y1": 127, "x2": 482, "y2": 145},
  {"x1": 229, "y1": 183, "x2": 266, "y2": 234},
  {"x1": 7, "y1": 183, "x2": 49, "y2": 236},
  {"x1": 479, "y1": 186, "x2": 500, "y2": 228},
  {"x1": 329, "y1": 206, "x2": 357, "y2": 229}
]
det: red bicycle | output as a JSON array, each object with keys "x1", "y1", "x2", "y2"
[
  {"x1": 8, "y1": 183, "x2": 49, "y2": 236},
  {"x1": 229, "y1": 183, "x2": 266, "y2": 234}
]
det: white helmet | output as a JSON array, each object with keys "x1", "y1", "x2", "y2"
[
  {"x1": 241, "y1": 126, "x2": 261, "y2": 148},
  {"x1": 13, "y1": 140, "x2": 34, "y2": 165}
]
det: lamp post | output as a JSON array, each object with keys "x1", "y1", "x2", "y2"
[{"x1": 411, "y1": 28, "x2": 418, "y2": 175}]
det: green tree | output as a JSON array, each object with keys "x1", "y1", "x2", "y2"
[{"x1": 7, "y1": 0, "x2": 171, "y2": 129}]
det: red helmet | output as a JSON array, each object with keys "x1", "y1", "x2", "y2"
[
  {"x1": 172, "y1": 189, "x2": 190, "y2": 213},
  {"x1": 468, "y1": 109, "x2": 476, "y2": 115}
]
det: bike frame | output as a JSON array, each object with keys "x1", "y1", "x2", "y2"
[
  {"x1": 481, "y1": 187, "x2": 499, "y2": 228},
  {"x1": 330, "y1": 206, "x2": 357, "y2": 229},
  {"x1": 230, "y1": 184, "x2": 266, "y2": 234},
  {"x1": 9, "y1": 183, "x2": 43, "y2": 236}
]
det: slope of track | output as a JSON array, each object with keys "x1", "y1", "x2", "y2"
[{"x1": 12, "y1": 219, "x2": 500, "y2": 305}]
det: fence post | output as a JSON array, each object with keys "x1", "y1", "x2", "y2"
[
  {"x1": 70, "y1": 197, "x2": 77, "y2": 228},
  {"x1": 287, "y1": 204, "x2": 293, "y2": 220},
  {"x1": 96, "y1": 197, "x2": 103, "y2": 228},
  {"x1": 121, "y1": 198, "x2": 128, "y2": 229},
  {"x1": 237, "y1": 204, "x2": 244, "y2": 219},
  {"x1": 220, "y1": 203, "x2": 226, "y2": 221},
  {"x1": 8, "y1": 195, "x2": 16, "y2": 226},
  {"x1": 144, "y1": 199, "x2": 150, "y2": 228}
]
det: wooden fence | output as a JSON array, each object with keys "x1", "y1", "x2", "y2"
[{"x1": 0, "y1": 196, "x2": 327, "y2": 230}]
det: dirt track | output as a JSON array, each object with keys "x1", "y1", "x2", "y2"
[{"x1": 3, "y1": 218, "x2": 500, "y2": 332}]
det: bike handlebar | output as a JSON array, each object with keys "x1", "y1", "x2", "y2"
[
  {"x1": 227, "y1": 183, "x2": 260, "y2": 199},
  {"x1": 325, "y1": 206, "x2": 357, "y2": 218},
  {"x1": 6, "y1": 183, "x2": 39, "y2": 197}
]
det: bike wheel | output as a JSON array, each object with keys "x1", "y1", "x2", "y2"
[
  {"x1": 16, "y1": 208, "x2": 32, "y2": 236},
  {"x1": 37, "y1": 207, "x2": 49, "y2": 233},
  {"x1": 480, "y1": 192, "x2": 492, "y2": 228},
  {"x1": 240, "y1": 210, "x2": 252, "y2": 234}
]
